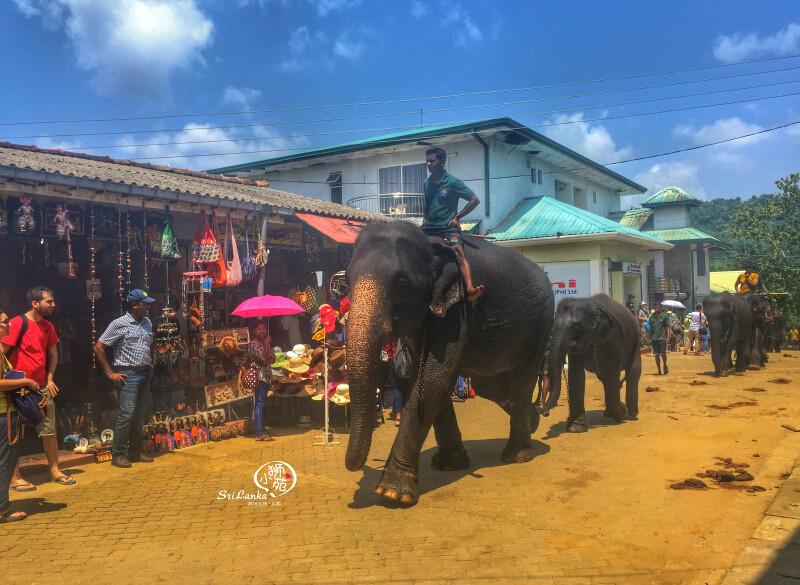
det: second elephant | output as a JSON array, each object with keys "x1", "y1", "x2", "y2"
[{"x1": 541, "y1": 294, "x2": 641, "y2": 433}]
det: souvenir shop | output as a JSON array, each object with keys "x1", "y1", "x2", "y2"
[{"x1": 0, "y1": 156, "x2": 365, "y2": 456}]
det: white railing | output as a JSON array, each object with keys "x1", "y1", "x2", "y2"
[{"x1": 347, "y1": 193, "x2": 425, "y2": 219}]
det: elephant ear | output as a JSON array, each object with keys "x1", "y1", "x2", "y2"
[
  {"x1": 593, "y1": 305, "x2": 614, "y2": 338},
  {"x1": 428, "y1": 242, "x2": 463, "y2": 318}
]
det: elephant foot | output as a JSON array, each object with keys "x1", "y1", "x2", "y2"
[
  {"x1": 604, "y1": 402, "x2": 627, "y2": 423},
  {"x1": 626, "y1": 408, "x2": 639, "y2": 420},
  {"x1": 502, "y1": 442, "x2": 534, "y2": 464},
  {"x1": 530, "y1": 406, "x2": 541, "y2": 435},
  {"x1": 567, "y1": 416, "x2": 589, "y2": 433},
  {"x1": 374, "y1": 467, "x2": 419, "y2": 506},
  {"x1": 431, "y1": 448, "x2": 471, "y2": 471}
]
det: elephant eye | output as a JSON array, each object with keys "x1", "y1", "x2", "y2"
[{"x1": 396, "y1": 276, "x2": 411, "y2": 295}]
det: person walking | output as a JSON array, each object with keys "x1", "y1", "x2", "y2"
[
  {"x1": 0, "y1": 286, "x2": 74, "y2": 489},
  {"x1": 685, "y1": 304, "x2": 705, "y2": 355},
  {"x1": 648, "y1": 302, "x2": 672, "y2": 375},
  {"x1": 0, "y1": 306, "x2": 41, "y2": 522},
  {"x1": 94, "y1": 290, "x2": 156, "y2": 468},
  {"x1": 638, "y1": 302, "x2": 649, "y2": 346}
]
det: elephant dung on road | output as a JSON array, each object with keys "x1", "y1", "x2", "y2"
[
  {"x1": 345, "y1": 220, "x2": 554, "y2": 506},
  {"x1": 541, "y1": 294, "x2": 641, "y2": 433}
]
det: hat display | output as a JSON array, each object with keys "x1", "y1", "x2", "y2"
[
  {"x1": 339, "y1": 297, "x2": 350, "y2": 313},
  {"x1": 335, "y1": 383, "x2": 349, "y2": 395},
  {"x1": 292, "y1": 344, "x2": 307, "y2": 355},
  {"x1": 127, "y1": 289, "x2": 155, "y2": 303},
  {"x1": 329, "y1": 348, "x2": 346, "y2": 370},
  {"x1": 284, "y1": 356, "x2": 309, "y2": 374},
  {"x1": 218, "y1": 336, "x2": 242, "y2": 357},
  {"x1": 295, "y1": 414, "x2": 313, "y2": 428}
]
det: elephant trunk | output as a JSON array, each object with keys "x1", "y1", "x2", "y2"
[
  {"x1": 541, "y1": 329, "x2": 568, "y2": 415},
  {"x1": 345, "y1": 277, "x2": 391, "y2": 472},
  {"x1": 709, "y1": 320, "x2": 724, "y2": 376}
]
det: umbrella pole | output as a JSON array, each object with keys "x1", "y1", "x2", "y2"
[{"x1": 323, "y1": 340, "x2": 330, "y2": 442}]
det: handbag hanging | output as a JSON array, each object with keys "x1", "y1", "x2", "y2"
[
  {"x1": 241, "y1": 216, "x2": 258, "y2": 282},
  {"x1": 254, "y1": 221, "x2": 269, "y2": 268},
  {"x1": 194, "y1": 211, "x2": 220, "y2": 264},
  {"x1": 4, "y1": 365, "x2": 47, "y2": 444},
  {"x1": 238, "y1": 361, "x2": 259, "y2": 392},
  {"x1": 224, "y1": 212, "x2": 242, "y2": 287},
  {"x1": 160, "y1": 217, "x2": 181, "y2": 260},
  {"x1": 206, "y1": 213, "x2": 228, "y2": 288}
]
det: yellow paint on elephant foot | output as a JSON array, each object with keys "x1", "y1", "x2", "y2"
[{"x1": 399, "y1": 493, "x2": 416, "y2": 505}]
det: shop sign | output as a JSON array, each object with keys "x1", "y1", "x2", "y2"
[
  {"x1": 623, "y1": 262, "x2": 642, "y2": 274},
  {"x1": 538, "y1": 261, "x2": 592, "y2": 301}
]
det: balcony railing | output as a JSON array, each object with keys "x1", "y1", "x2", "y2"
[{"x1": 347, "y1": 193, "x2": 425, "y2": 219}]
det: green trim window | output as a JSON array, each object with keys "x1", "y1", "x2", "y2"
[{"x1": 327, "y1": 172, "x2": 342, "y2": 204}]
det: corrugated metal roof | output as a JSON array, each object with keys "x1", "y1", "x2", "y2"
[
  {"x1": 710, "y1": 271, "x2": 741, "y2": 294},
  {"x1": 614, "y1": 208, "x2": 653, "y2": 230},
  {"x1": 0, "y1": 144, "x2": 382, "y2": 221},
  {"x1": 641, "y1": 186, "x2": 701, "y2": 208},
  {"x1": 488, "y1": 196, "x2": 670, "y2": 245},
  {"x1": 640, "y1": 227, "x2": 721, "y2": 244}
]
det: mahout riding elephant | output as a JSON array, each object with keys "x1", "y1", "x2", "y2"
[
  {"x1": 703, "y1": 292, "x2": 753, "y2": 377},
  {"x1": 345, "y1": 220, "x2": 554, "y2": 506},
  {"x1": 539, "y1": 294, "x2": 641, "y2": 433}
]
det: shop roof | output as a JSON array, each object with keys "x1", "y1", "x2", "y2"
[
  {"x1": 488, "y1": 196, "x2": 672, "y2": 248},
  {"x1": 207, "y1": 117, "x2": 646, "y2": 196},
  {"x1": 710, "y1": 270, "x2": 742, "y2": 294},
  {"x1": 0, "y1": 143, "x2": 382, "y2": 221},
  {"x1": 607, "y1": 208, "x2": 653, "y2": 230},
  {"x1": 640, "y1": 227, "x2": 724, "y2": 247},
  {"x1": 640, "y1": 186, "x2": 701, "y2": 208}
]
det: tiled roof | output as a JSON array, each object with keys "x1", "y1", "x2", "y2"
[
  {"x1": 641, "y1": 186, "x2": 701, "y2": 208},
  {"x1": 640, "y1": 227, "x2": 721, "y2": 244},
  {"x1": 488, "y1": 196, "x2": 671, "y2": 247},
  {"x1": 0, "y1": 143, "x2": 382, "y2": 221}
]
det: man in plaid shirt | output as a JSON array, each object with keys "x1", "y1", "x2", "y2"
[{"x1": 94, "y1": 290, "x2": 155, "y2": 468}]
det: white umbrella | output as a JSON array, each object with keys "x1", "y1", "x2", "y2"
[{"x1": 660, "y1": 300, "x2": 685, "y2": 309}]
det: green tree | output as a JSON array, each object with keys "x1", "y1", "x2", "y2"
[{"x1": 726, "y1": 173, "x2": 800, "y2": 323}]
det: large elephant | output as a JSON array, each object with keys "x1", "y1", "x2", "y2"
[
  {"x1": 345, "y1": 220, "x2": 554, "y2": 506},
  {"x1": 703, "y1": 292, "x2": 753, "y2": 377},
  {"x1": 539, "y1": 294, "x2": 641, "y2": 433},
  {"x1": 745, "y1": 294, "x2": 773, "y2": 367},
  {"x1": 765, "y1": 310, "x2": 787, "y2": 353}
]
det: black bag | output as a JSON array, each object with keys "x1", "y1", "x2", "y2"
[
  {"x1": 4, "y1": 315, "x2": 48, "y2": 444},
  {"x1": 699, "y1": 327, "x2": 708, "y2": 336},
  {"x1": 394, "y1": 339, "x2": 413, "y2": 380}
]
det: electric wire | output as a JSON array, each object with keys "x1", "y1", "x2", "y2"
[
  {"x1": 6, "y1": 77, "x2": 799, "y2": 141},
  {"x1": 3, "y1": 52, "x2": 799, "y2": 126}
]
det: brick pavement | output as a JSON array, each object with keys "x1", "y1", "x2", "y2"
[{"x1": 2, "y1": 350, "x2": 799, "y2": 585}]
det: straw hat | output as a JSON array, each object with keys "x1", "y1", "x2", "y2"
[
  {"x1": 331, "y1": 393, "x2": 350, "y2": 405},
  {"x1": 295, "y1": 414, "x2": 313, "y2": 428},
  {"x1": 329, "y1": 348, "x2": 346, "y2": 370},
  {"x1": 218, "y1": 336, "x2": 242, "y2": 357},
  {"x1": 293, "y1": 384, "x2": 316, "y2": 398},
  {"x1": 292, "y1": 344, "x2": 307, "y2": 355},
  {"x1": 335, "y1": 383, "x2": 349, "y2": 395},
  {"x1": 284, "y1": 356, "x2": 309, "y2": 374}
]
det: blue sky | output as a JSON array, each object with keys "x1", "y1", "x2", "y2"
[{"x1": 2, "y1": 0, "x2": 799, "y2": 208}]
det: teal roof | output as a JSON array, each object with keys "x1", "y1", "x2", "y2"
[
  {"x1": 206, "y1": 117, "x2": 645, "y2": 194},
  {"x1": 488, "y1": 197, "x2": 670, "y2": 246},
  {"x1": 640, "y1": 227, "x2": 722, "y2": 245},
  {"x1": 641, "y1": 186, "x2": 701, "y2": 208},
  {"x1": 608, "y1": 208, "x2": 653, "y2": 230}
]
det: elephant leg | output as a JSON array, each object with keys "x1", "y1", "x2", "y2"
[
  {"x1": 625, "y1": 350, "x2": 641, "y2": 419},
  {"x1": 431, "y1": 399, "x2": 470, "y2": 471},
  {"x1": 501, "y1": 364, "x2": 539, "y2": 464},
  {"x1": 566, "y1": 355, "x2": 588, "y2": 433},
  {"x1": 601, "y1": 371, "x2": 626, "y2": 422}
]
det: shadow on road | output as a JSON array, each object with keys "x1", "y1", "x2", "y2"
[
  {"x1": 14, "y1": 497, "x2": 67, "y2": 517},
  {"x1": 541, "y1": 409, "x2": 632, "y2": 440},
  {"x1": 753, "y1": 523, "x2": 800, "y2": 584},
  {"x1": 349, "y1": 437, "x2": 550, "y2": 509}
]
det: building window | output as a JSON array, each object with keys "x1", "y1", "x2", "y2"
[
  {"x1": 697, "y1": 247, "x2": 706, "y2": 276},
  {"x1": 592, "y1": 190, "x2": 597, "y2": 203},
  {"x1": 531, "y1": 168, "x2": 537, "y2": 183},
  {"x1": 538, "y1": 169, "x2": 543, "y2": 184},
  {"x1": 379, "y1": 163, "x2": 426, "y2": 195},
  {"x1": 327, "y1": 172, "x2": 342, "y2": 204}
]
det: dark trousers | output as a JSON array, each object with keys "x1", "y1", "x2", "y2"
[
  {"x1": 253, "y1": 380, "x2": 269, "y2": 436},
  {"x1": 0, "y1": 412, "x2": 21, "y2": 511},
  {"x1": 112, "y1": 370, "x2": 153, "y2": 457}
]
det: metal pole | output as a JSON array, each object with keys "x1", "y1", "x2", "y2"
[
  {"x1": 323, "y1": 341, "x2": 330, "y2": 442},
  {"x1": 257, "y1": 212, "x2": 268, "y2": 297}
]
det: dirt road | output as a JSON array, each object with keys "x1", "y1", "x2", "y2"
[{"x1": 3, "y1": 348, "x2": 799, "y2": 585}]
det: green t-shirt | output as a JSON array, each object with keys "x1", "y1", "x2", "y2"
[
  {"x1": 648, "y1": 313, "x2": 671, "y2": 341},
  {"x1": 423, "y1": 171, "x2": 474, "y2": 227}
]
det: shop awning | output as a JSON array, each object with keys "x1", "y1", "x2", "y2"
[{"x1": 295, "y1": 213, "x2": 366, "y2": 244}]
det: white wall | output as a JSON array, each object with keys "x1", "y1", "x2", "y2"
[{"x1": 652, "y1": 206, "x2": 691, "y2": 230}]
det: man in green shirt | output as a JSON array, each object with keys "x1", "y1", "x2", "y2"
[
  {"x1": 647, "y1": 302, "x2": 672, "y2": 375},
  {"x1": 423, "y1": 147, "x2": 483, "y2": 301}
]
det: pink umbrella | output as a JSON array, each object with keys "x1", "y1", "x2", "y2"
[{"x1": 231, "y1": 295, "x2": 304, "y2": 319}]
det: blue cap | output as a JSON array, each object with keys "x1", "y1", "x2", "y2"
[{"x1": 127, "y1": 289, "x2": 155, "y2": 303}]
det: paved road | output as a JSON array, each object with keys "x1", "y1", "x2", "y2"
[{"x1": 3, "y1": 350, "x2": 800, "y2": 585}]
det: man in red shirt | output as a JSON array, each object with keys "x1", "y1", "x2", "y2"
[{"x1": 0, "y1": 286, "x2": 74, "y2": 488}]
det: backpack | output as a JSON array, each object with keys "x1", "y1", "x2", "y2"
[{"x1": 4, "y1": 316, "x2": 48, "y2": 443}]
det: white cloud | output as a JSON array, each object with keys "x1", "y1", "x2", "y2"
[
  {"x1": 787, "y1": 124, "x2": 800, "y2": 140},
  {"x1": 222, "y1": 87, "x2": 262, "y2": 109},
  {"x1": 713, "y1": 23, "x2": 800, "y2": 63},
  {"x1": 308, "y1": 0, "x2": 361, "y2": 16},
  {"x1": 633, "y1": 162, "x2": 707, "y2": 202},
  {"x1": 334, "y1": 35, "x2": 364, "y2": 59},
  {"x1": 541, "y1": 113, "x2": 633, "y2": 164},
  {"x1": 442, "y1": 4, "x2": 482, "y2": 45},
  {"x1": 113, "y1": 123, "x2": 311, "y2": 171},
  {"x1": 411, "y1": 1, "x2": 426, "y2": 18},
  {"x1": 14, "y1": 0, "x2": 213, "y2": 102},
  {"x1": 277, "y1": 25, "x2": 326, "y2": 71},
  {"x1": 674, "y1": 117, "x2": 767, "y2": 148}
]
